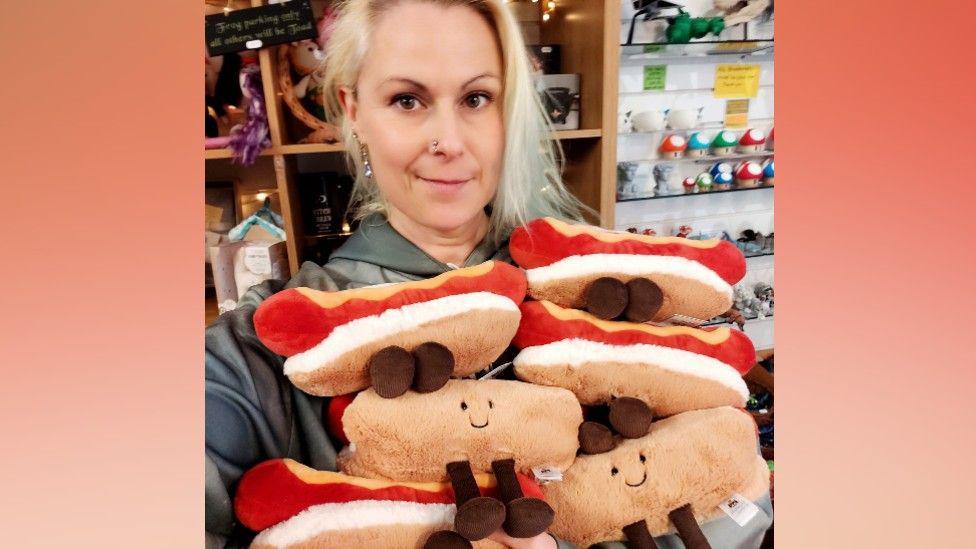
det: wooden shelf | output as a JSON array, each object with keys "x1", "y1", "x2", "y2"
[{"x1": 554, "y1": 129, "x2": 602, "y2": 140}]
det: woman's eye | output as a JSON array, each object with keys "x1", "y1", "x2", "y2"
[
  {"x1": 464, "y1": 92, "x2": 491, "y2": 109},
  {"x1": 393, "y1": 95, "x2": 420, "y2": 110}
]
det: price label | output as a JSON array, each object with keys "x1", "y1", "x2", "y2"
[{"x1": 643, "y1": 65, "x2": 667, "y2": 91}]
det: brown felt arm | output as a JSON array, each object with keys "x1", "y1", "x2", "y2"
[
  {"x1": 622, "y1": 520, "x2": 659, "y2": 549},
  {"x1": 668, "y1": 504, "x2": 711, "y2": 549},
  {"x1": 490, "y1": 458, "x2": 524, "y2": 504}
]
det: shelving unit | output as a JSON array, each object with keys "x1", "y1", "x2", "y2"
[{"x1": 619, "y1": 184, "x2": 773, "y2": 202}]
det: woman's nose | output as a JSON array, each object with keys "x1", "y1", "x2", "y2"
[{"x1": 428, "y1": 107, "x2": 464, "y2": 159}]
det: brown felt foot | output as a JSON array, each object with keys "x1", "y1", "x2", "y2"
[
  {"x1": 609, "y1": 397, "x2": 653, "y2": 439},
  {"x1": 625, "y1": 278, "x2": 664, "y2": 323},
  {"x1": 413, "y1": 342, "x2": 455, "y2": 393},
  {"x1": 368, "y1": 346, "x2": 415, "y2": 399},
  {"x1": 503, "y1": 497, "x2": 554, "y2": 538},
  {"x1": 424, "y1": 530, "x2": 473, "y2": 549},
  {"x1": 623, "y1": 520, "x2": 659, "y2": 549},
  {"x1": 585, "y1": 277, "x2": 628, "y2": 320},
  {"x1": 454, "y1": 496, "x2": 506, "y2": 541},
  {"x1": 578, "y1": 421, "x2": 617, "y2": 454},
  {"x1": 668, "y1": 504, "x2": 711, "y2": 549}
]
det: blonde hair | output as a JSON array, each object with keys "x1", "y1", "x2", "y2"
[{"x1": 322, "y1": 0, "x2": 587, "y2": 245}]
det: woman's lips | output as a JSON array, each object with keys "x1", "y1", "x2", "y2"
[{"x1": 419, "y1": 177, "x2": 471, "y2": 187}]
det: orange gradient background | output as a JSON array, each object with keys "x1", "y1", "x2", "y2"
[{"x1": 2, "y1": 0, "x2": 975, "y2": 547}]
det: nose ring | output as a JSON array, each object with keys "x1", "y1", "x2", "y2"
[{"x1": 430, "y1": 140, "x2": 439, "y2": 154}]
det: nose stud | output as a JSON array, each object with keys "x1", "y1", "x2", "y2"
[{"x1": 431, "y1": 140, "x2": 440, "y2": 154}]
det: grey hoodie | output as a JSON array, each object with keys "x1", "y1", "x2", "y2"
[{"x1": 204, "y1": 214, "x2": 772, "y2": 548}]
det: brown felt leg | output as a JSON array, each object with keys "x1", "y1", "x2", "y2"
[
  {"x1": 624, "y1": 278, "x2": 664, "y2": 323},
  {"x1": 584, "y1": 277, "x2": 628, "y2": 320},
  {"x1": 492, "y1": 459, "x2": 554, "y2": 538},
  {"x1": 447, "y1": 461, "x2": 505, "y2": 541},
  {"x1": 368, "y1": 346, "x2": 414, "y2": 399},
  {"x1": 413, "y1": 342, "x2": 454, "y2": 393},
  {"x1": 623, "y1": 520, "x2": 659, "y2": 549},
  {"x1": 668, "y1": 504, "x2": 711, "y2": 549},
  {"x1": 424, "y1": 530, "x2": 473, "y2": 549},
  {"x1": 578, "y1": 421, "x2": 617, "y2": 455},
  {"x1": 609, "y1": 397, "x2": 653, "y2": 439}
]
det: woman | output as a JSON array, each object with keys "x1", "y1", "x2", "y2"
[{"x1": 206, "y1": 1, "x2": 582, "y2": 547}]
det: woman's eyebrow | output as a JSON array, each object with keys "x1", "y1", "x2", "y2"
[{"x1": 379, "y1": 72, "x2": 500, "y2": 91}]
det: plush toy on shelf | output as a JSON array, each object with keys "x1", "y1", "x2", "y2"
[
  {"x1": 658, "y1": 135, "x2": 687, "y2": 159},
  {"x1": 666, "y1": 12, "x2": 726, "y2": 43},
  {"x1": 512, "y1": 300, "x2": 754, "y2": 453},
  {"x1": 541, "y1": 407, "x2": 771, "y2": 549},
  {"x1": 337, "y1": 379, "x2": 583, "y2": 546},
  {"x1": 734, "y1": 161, "x2": 763, "y2": 188},
  {"x1": 252, "y1": 261, "x2": 526, "y2": 397},
  {"x1": 710, "y1": 131, "x2": 738, "y2": 156},
  {"x1": 762, "y1": 158, "x2": 774, "y2": 185},
  {"x1": 737, "y1": 129, "x2": 767, "y2": 153},
  {"x1": 709, "y1": 161, "x2": 734, "y2": 179},
  {"x1": 713, "y1": 170, "x2": 734, "y2": 190},
  {"x1": 695, "y1": 172, "x2": 714, "y2": 193},
  {"x1": 509, "y1": 217, "x2": 747, "y2": 327},
  {"x1": 685, "y1": 132, "x2": 711, "y2": 158}
]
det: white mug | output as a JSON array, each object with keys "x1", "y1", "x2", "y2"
[{"x1": 631, "y1": 110, "x2": 666, "y2": 132}]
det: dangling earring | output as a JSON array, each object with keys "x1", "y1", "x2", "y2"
[{"x1": 354, "y1": 132, "x2": 373, "y2": 179}]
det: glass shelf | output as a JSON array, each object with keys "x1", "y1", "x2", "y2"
[
  {"x1": 617, "y1": 184, "x2": 773, "y2": 203},
  {"x1": 620, "y1": 150, "x2": 774, "y2": 167},
  {"x1": 743, "y1": 250, "x2": 774, "y2": 259},
  {"x1": 619, "y1": 118, "x2": 774, "y2": 137},
  {"x1": 620, "y1": 40, "x2": 774, "y2": 61}
]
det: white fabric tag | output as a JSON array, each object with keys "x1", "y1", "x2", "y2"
[
  {"x1": 718, "y1": 493, "x2": 760, "y2": 526},
  {"x1": 532, "y1": 466, "x2": 563, "y2": 484}
]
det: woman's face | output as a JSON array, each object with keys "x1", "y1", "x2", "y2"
[{"x1": 340, "y1": 2, "x2": 504, "y2": 233}]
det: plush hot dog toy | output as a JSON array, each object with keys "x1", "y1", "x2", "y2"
[
  {"x1": 510, "y1": 217, "x2": 745, "y2": 326},
  {"x1": 235, "y1": 458, "x2": 544, "y2": 549},
  {"x1": 253, "y1": 261, "x2": 526, "y2": 397},
  {"x1": 541, "y1": 407, "x2": 771, "y2": 549},
  {"x1": 512, "y1": 300, "x2": 754, "y2": 453},
  {"x1": 337, "y1": 379, "x2": 583, "y2": 545}
]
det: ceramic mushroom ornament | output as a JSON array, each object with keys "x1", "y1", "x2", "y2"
[
  {"x1": 762, "y1": 159, "x2": 774, "y2": 185},
  {"x1": 695, "y1": 172, "x2": 713, "y2": 193},
  {"x1": 682, "y1": 177, "x2": 697, "y2": 194},
  {"x1": 658, "y1": 135, "x2": 687, "y2": 159},
  {"x1": 737, "y1": 129, "x2": 767, "y2": 153},
  {"x1": 713, "y1": 170, "x2": 734, "y2": 190},
  {"x1": 709, "y1": 162, "x2": 734, "y2": 179},
  {"x1": 710, "y1": 130, "x2": 738, "y2": 156},
  {"x1": 735, "y1": 161, "x2": 764, "y2": 188},
  {"x1": 685, "y1": 132, "x2": 711, "y2": 159}
]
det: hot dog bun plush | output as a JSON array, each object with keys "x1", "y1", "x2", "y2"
[
  {"x1": 235, "y1": 459, "x2": 544, "y2": 548},
  {"x1": 253, "y1": 261, "x2": 527, "y2": 397},
  {"x1": 509, "y1": 217, "x2": 746, "y2": 326},
  {"x1": 337, "y1": 379, "x2": 582, "y2": 544},
  {"x1": 541, "y1": 407, "x2": 770, "y2": 548},
  {"x1": 513, "y1": 300, "x2": 754, "y2": 418},
  {"x1": 337, "y1": 379, "x2": 582, "y2": 482}
]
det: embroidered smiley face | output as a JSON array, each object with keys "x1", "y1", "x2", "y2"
[
  {"x1": 611, "y1": 452, "x2": 648, "y2": 488},
  {"x1": 460, "y1": 397, "x2": 494, "y2": 429}
]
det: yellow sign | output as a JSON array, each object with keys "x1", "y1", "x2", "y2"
[
  {"x1": 714, "y1": 64, "x2": 760, "y2": 98},
  {"x1": 724, "y1": 99, "x2": 750, "y2": 128}
]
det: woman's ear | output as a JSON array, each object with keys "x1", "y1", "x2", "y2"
[{"x1": 337, "y1": 85, "x2": 360, "y2": 136}]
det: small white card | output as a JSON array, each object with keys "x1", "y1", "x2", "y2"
[
  {"x1": 718, "y1": 493, "x2": 760, "y2": 527},
  {"x1": 532, "y1": 466, "x2": 563, "y2": 484}
]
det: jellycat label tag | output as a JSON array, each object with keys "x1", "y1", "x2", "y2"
[
  {"x1": 243, "y1": 247, "x2": 272, "y2": 275},
  {"x1": 532, "y1": 466, "x2": 563, "y2": 484},
  {"x1": 718, "y1": 493, "x2": 760, "y2": 526}
]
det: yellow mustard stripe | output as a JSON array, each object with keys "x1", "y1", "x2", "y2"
[
  {"x1": 540, "y1": 301, "x2": 730, "y2": 345},
  {"x1": 284, "y1": 459, "x2": 499, "y2": 491},
  {"x1": 543, "y1": 217, "x2": 719, "y2": 249},
  {"x1": 295, "y1": 261, "x2": 495, "y2": 308}
]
